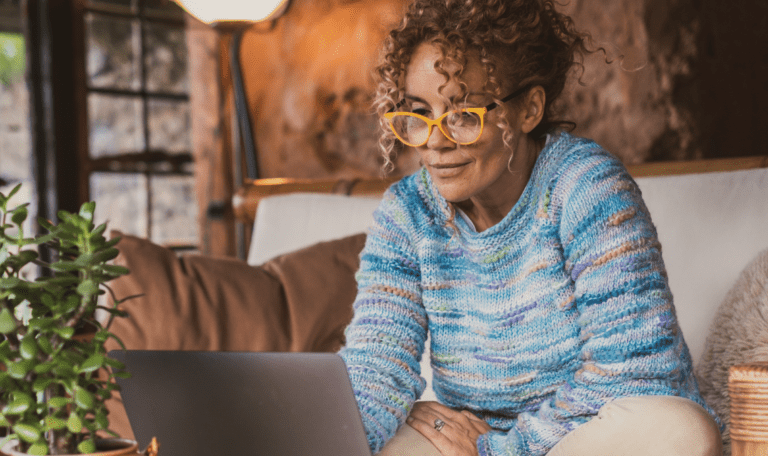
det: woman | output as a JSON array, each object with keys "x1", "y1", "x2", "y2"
[{"x1": 338, "y1": 0, "x2": 723, "y2": 455}]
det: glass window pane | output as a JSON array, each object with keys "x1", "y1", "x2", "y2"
[
  {"x1": 88, "y1": 93, "x2": 145, "y2": 157},
  {"x1": 144, "y1": 22, "x2": 188, "y2": 93},
  {"x1": 86, "y1": 13, "x2": 140, "y2": 91},
  {"x1": 0, "y1": 32, "x2": 25, "y2": 84},
  {"x1": 1, "y1": 33, "x2": 30, "y2": 181},
  {"x1": 147, "y1": 98, "x2": 190, "y2": 153},
  {"x1": 90, "y1": 172, "x2": 148, "y2": 238},
  {"x1": 0, "y1": 32, "x2": 35, "y2": 266},
  {"x1": 150, "y1": 175, "x2": 198, "y2": 245},
  {"x1": 143, "y1": 0, "x2": 186, "y2": 21}
]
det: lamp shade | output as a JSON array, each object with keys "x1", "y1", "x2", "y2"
[{"x1": 174, "y1": 0, "x2": 290, "y2": 24}]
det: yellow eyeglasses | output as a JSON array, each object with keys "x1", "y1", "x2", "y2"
[{"x1": 384, "y1": 85, "x2": 530, "y2": 147}]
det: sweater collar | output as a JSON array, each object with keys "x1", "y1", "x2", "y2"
[{"x1": 420, "y1": 131, "x2": 565, "y2": 237}]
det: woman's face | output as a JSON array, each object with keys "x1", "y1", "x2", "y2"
[{"x1": 403, "y1": 42, "x2": 534, "y2": 206}]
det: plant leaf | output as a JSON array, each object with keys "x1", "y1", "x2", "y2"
[
  {"x1": 37, "y1": 336, "x2": 53, "y2": 355},
  {"x1": 66, "y1": 411, "x2": 83, "y2": 433},
  {"x1": 94, "y1": 411, "x2": 109, "y2": 430},
  {"x1": 6, "y1": 183, "x2": 22, "y2": 201},
  {"x1": 92, "y1": 223, "x2": 107, "y2": 237},
  {"x1": 79, "y1": 202, "x2": 96, "y2": 222},
  {"x1": 78, "y1": 354, "x2": 104, "y2": 374},
  {"x1": 47, "y1": 396, "x2": 71, "y2": 409},
  {"x1": 7, "y1": 250, "x2": 38, "y2": 269},
  {"x1": 102, "y1": 236, "x2": 121, "y2": 249},
  {"x1": 53, "y1": 327, "x2": 74, "y2": 339},
  {"x1": 32, "y1": 378, "x2": 53, "y2": 393},
  {"x1": 77, "y1": 280, "x2": 98, "y2": 298},
  {"x1": 92, "y1": 248, "x2": 119, "y2": 263},
  {"x1": 27, "y1": 441, "x2": 49, "y2": 455},
  {"x1": 73, "y1": 253, "x2": 94, "y2": 266},
  {"x1": 96, "y1": 307, "x2": 129, "y2": 318},
  {"x1": 73, "y1": 386, "x2": 94, "y2": 409},
  {"x1": 50, "y1": 261, "x2": 80, "y2": 272},
  {"x1": 0, "y1": 308, "x2": 16, "y2": 333},
  {"x1": 92, "y1": 330, "x2": 109, "y2": 343},
  {"x1": 56, "y1": 210, "x2": 74, "y2": 224},
  {"x1": 20, "y1": 335, "x2": 38, "y2": 360},
  {"x1": 44, "y1": 415, "x2": 67, "y2": 431},
  {"x1": 103, "y1": 356, "x2": 125, "y2": 370},
  {"x1": 29, "y1": 317, "x2": 56, "y2": 331},
  {"x1": 4, "y1": 397, "x2": 31, "y2": 414},
  {"x1": 30, "y1": 233, "x2": 55, "y2": 245},
  {"x1": 0, "y1": 277, "x2": 21, "y2": 289},
  {"x1": 33, "y1": 362, "x2": 54, "y2": 375},
  {"x1": 77, "y1": 439, "x2": 96, "y2": 454},
  {"x1": 100, "y1": 264, "x2": 130, "y2": 276},
  {"x1": 11, "y1": 206, "x2": 28, "y2": 225},
  {"x1": 13, "y1": 423, "x2": 41, "y2": 443},
  {"x1": 7, "y1": 360, "x2": 32, "y2": 379}
]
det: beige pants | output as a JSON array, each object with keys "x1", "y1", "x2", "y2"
[{"x1": 380, "y1": 395, "x2": 722, "y2": 456}]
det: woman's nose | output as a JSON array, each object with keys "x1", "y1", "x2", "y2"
[{"x1": 426, "y1": 123, "x2": 454, "y2": 150}]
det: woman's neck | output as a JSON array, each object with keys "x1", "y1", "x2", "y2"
[{"x1": 456, "y1": 137, "x2": 543, "y2": 232}]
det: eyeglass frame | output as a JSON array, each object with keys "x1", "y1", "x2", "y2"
[{"x1": 384, "y1": 84, "x2": 531, "y2": 147}]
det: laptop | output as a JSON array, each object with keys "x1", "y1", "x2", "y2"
[{"x1": 109, "y1": 350, "x2": 372, "y2": 456}]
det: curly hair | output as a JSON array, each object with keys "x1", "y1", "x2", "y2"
[{"x1": 374, "y1": 0, "x2": 601, "y2": 173}]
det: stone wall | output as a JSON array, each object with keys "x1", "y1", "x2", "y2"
[{"x1": 237, "y1": 0, "x2": 767, "y2": 178}]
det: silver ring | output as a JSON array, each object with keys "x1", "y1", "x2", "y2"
[{"x1": 434, "y1": 418, "x2": 445, "y2": 431}]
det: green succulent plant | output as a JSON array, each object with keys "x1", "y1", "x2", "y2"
[{"x1": 0, "y1": 184, "x2": 132, "y2": 455}]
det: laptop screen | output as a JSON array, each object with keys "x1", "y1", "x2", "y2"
[{"x1": 109, "y1": 350, "x2": 371, "y2": 456}]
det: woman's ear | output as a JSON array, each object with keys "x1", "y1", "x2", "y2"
[{"x1": 520, "y1": 86, "x2": 546, "y2": 134}]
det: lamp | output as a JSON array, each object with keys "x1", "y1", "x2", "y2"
[
  {"x1": 175, "y1": 0, "x2": 292, "y2": 258},
  {"x1": 175, "y1": 0, "x2": 292, "y2": 182},
  {"x1": 174, "y1": 0, "x2": 291, "y2": 24}
]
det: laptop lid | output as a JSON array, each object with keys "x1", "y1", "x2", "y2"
[{"x1": 109, "y1": 350, "x2": 372, "y2": 456}]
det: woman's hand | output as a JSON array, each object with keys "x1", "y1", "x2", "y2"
[{"x1": 406, "y1": 401, "x2": 492, "y2": 456}]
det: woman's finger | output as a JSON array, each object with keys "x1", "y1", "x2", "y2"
[
  {"x1": 407, "y1": 411, "x2": 453, "y2": 449},
  {"x1": 461, "y1": 410, "x2": 492, "y2": 433},
  {"x1": 410, "y1": 402, "x2": 492, "y2": 437}
]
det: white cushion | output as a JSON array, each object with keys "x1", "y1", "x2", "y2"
[
  {"x1": 247, "y1": 193, "x2": 382, "y2": 266},
  {"x1": 247, "y1": 191, "x2": 437, "y2": 399},
  {"x1": 635, "y1": 167, "x2": 768, "y2": 365}
]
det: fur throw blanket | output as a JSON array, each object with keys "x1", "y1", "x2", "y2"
[{"x1": 696, "y1": 247, "x2": 768, "y2": 455}]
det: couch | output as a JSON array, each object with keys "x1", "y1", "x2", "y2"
[{"x1": 104, "y1": 157, "x2": 768, "y2": 454}]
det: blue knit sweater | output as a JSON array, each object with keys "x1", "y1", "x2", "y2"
[{"x1": 339, "y1": 132, "x2": 718, "y2": 455}]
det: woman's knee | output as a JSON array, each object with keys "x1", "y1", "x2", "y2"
[
  {"x1": 598, "y1": 395, "x2": 722, "y2": 456},
  {"x1": 547, "y1": 395, "x2": 722, "y2": 456}
]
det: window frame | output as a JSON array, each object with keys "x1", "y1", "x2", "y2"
[{"x1": 25, "y1": 0, "x2": 196, "y2": 250}]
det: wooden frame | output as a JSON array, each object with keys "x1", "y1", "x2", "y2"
[{"x1": 232, "y1": 155, "x2": 768, "y2": 224}]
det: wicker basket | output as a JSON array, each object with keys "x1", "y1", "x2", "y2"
[{"x1": 729, "y1": 363, "x2": 768, "y2": 456}]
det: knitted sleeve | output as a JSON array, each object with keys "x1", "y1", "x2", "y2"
[
  {"x1": 478, "y1": 148, "x2": 694, "y2": 455},
  {"x1": 338, "y1": 185, "x2": 428, "y2": 454}
]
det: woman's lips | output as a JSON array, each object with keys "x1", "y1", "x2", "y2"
[{"x1": 429, "y1": 162, "x2": 470, "y2": 178}]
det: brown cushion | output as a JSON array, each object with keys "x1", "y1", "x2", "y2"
[{"x1": 102, "y1": 231, "x2": 366, "y2": 440}]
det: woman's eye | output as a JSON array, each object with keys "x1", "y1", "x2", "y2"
[{"x1": 411, "y1": 108, "x2": 429, "y2": 116}]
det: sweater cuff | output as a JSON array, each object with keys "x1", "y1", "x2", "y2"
[{"x1": 477, "y1": 428, "x2": 525, "y2": 456}]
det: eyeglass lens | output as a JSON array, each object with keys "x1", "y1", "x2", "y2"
[{"x1": 391, "y1": 110, "x2": 482, "y2": 145}]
